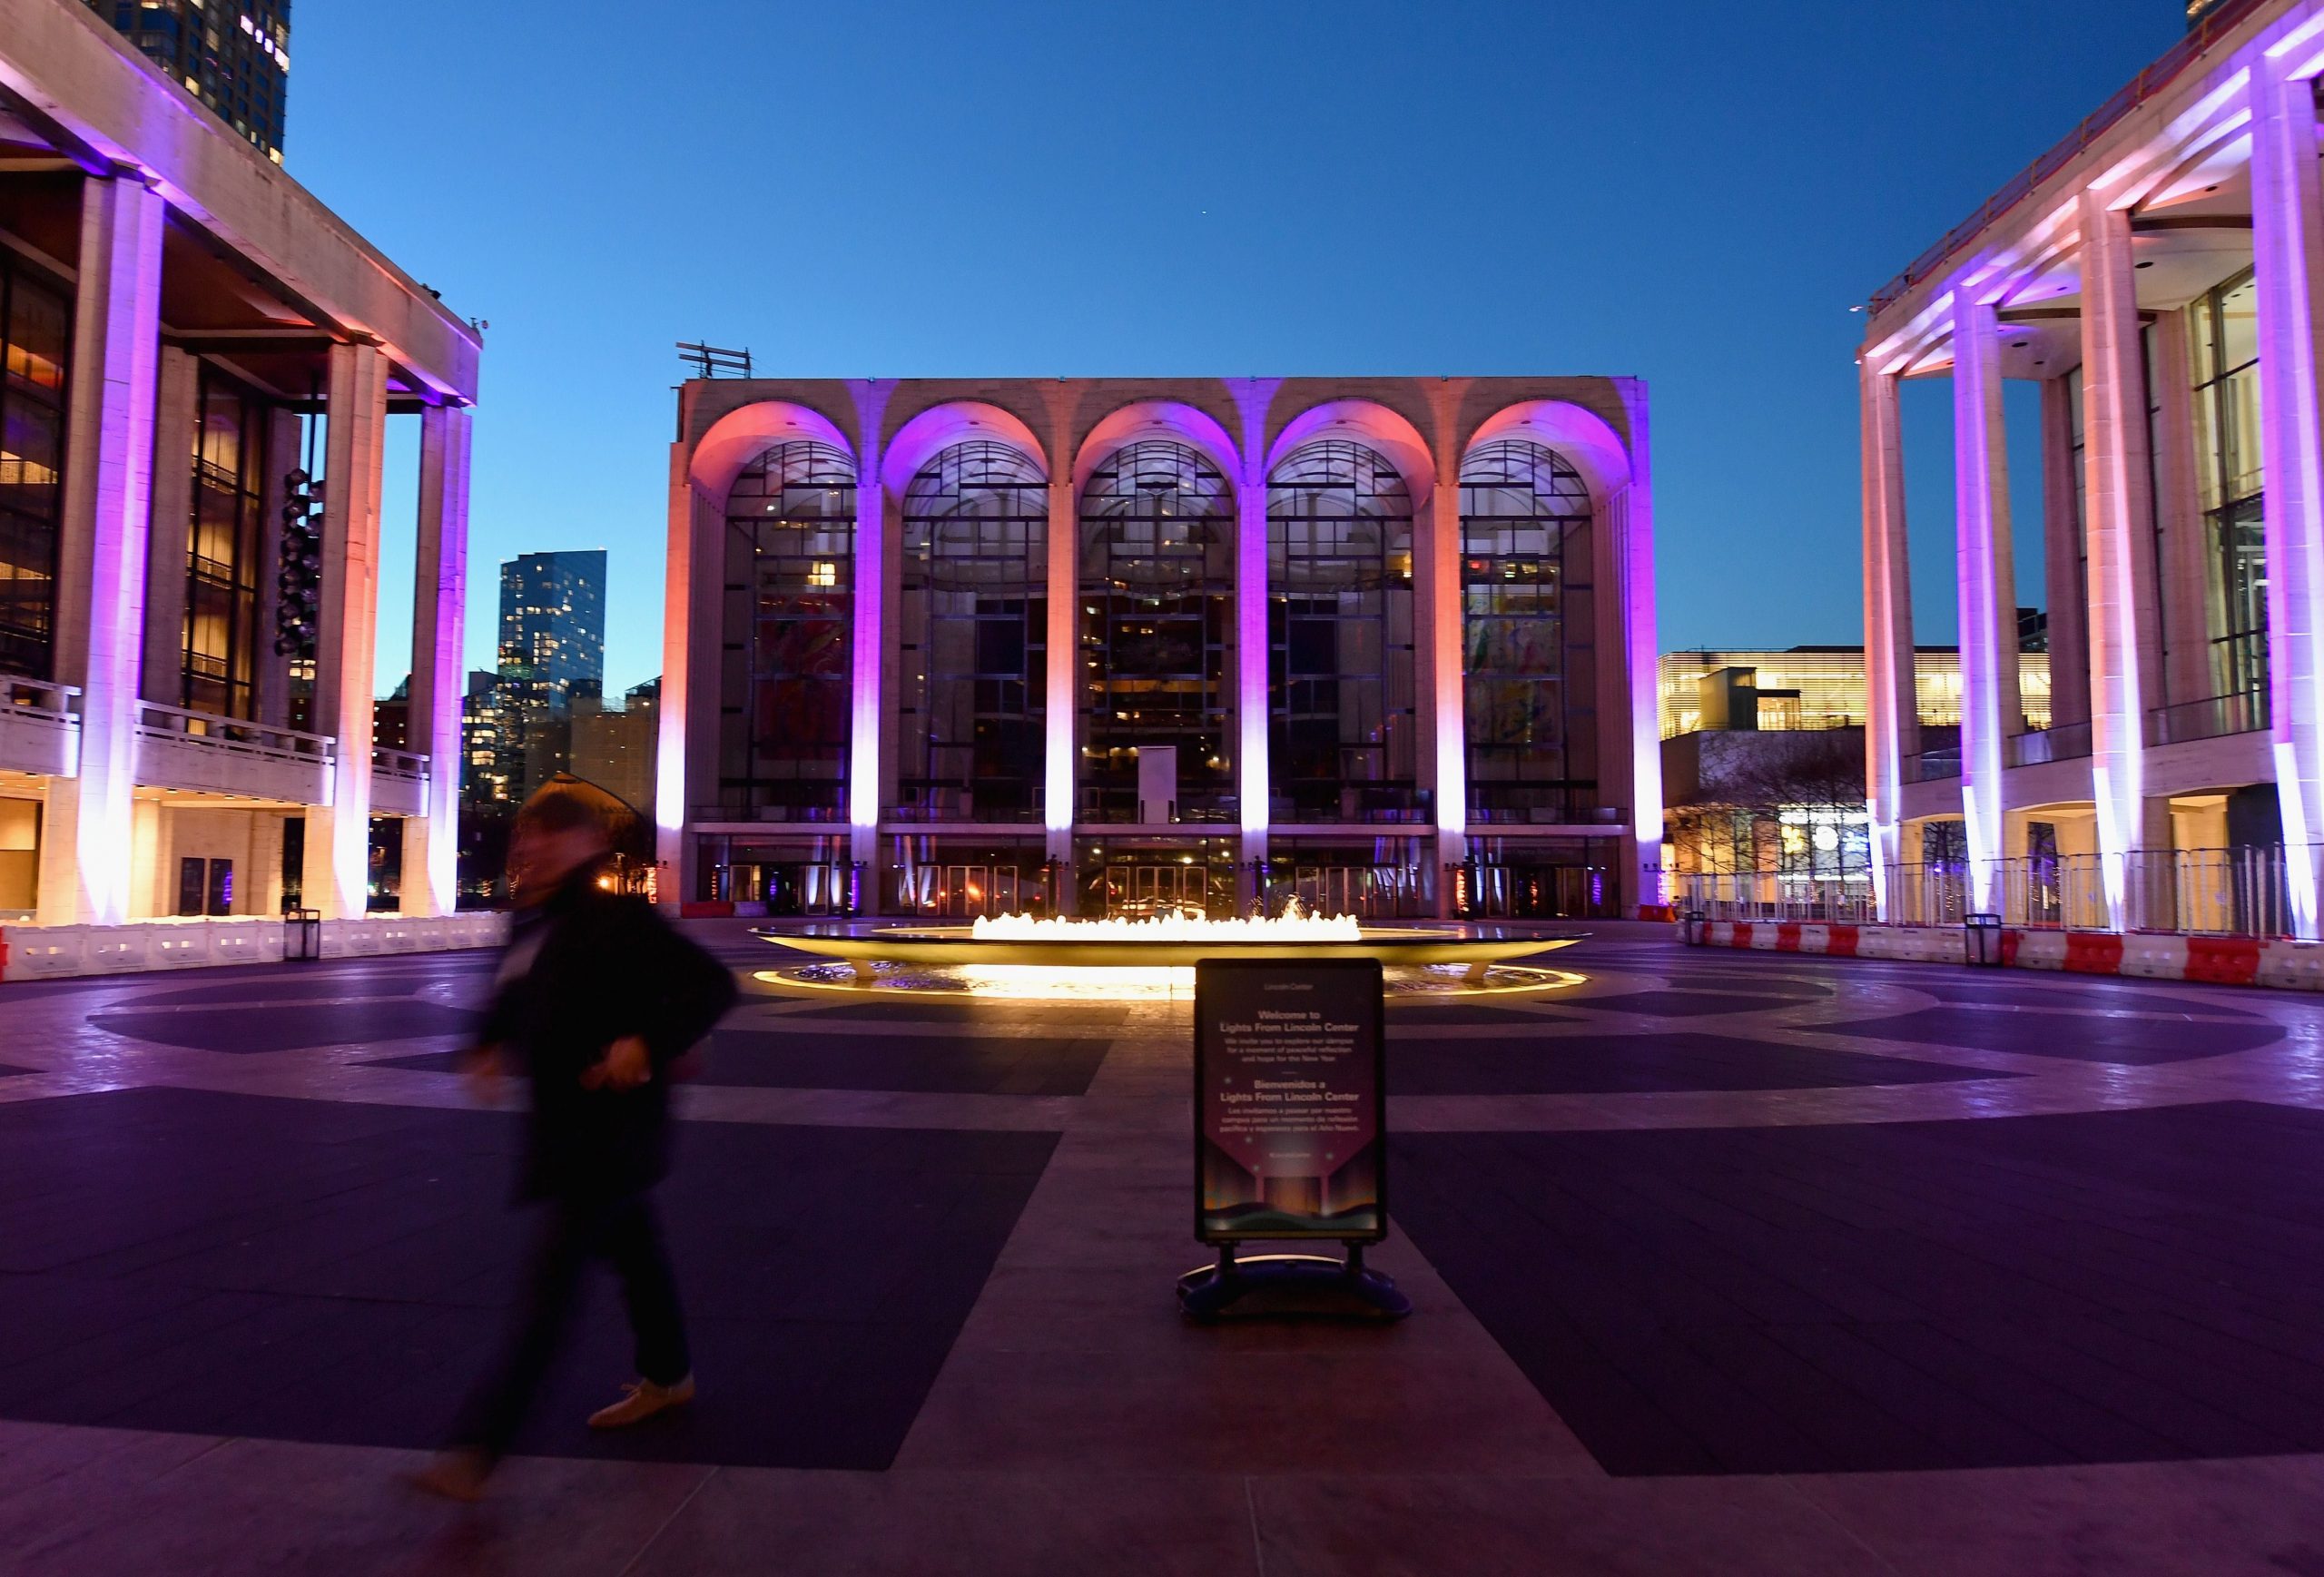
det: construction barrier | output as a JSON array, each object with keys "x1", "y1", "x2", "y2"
[
  {"x1": 0, "y1": 912, "x2": 509, "y2": 982},
  {"x1": 1682, "y1": 918, "x2": 2324, "y2": 993}
]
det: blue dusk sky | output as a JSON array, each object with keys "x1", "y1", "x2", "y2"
[{"x1": 286, "y1": 0, "x2": 2189, "y2": 696}]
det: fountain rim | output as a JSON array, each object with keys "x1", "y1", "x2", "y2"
[{"x1": 752, "y1": 923, "x2": 1583, "y2": 971}]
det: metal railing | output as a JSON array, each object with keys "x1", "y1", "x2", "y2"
[
  {"x1": 1902, "y1": 747, "x2": 1962, "y2": 784},
  {"x1": 1680, "y1": 844, "x2": 2310, "y2": 938},
  {"x1": 135, "y1": 703, "x2": 334, "y2": 765},
  {"x1": 2004, "y1": 721, "x2": 2093, "y2": 768},
  {"x1": 1866, "y1": 0, "x2": 2268, "y2": 314},
  {"x1": 2146, "y1": 689, "x2": 2269, "y2": 747},
  {"x1": 371, "y1": 746, "x2": 429, "y2": 782}
]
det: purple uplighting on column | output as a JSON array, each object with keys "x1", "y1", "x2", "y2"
[
  {"x1": 409, "y1": 404, "x2": 471, "y2": 917},
  {"x1": 1859, "y1": 359, "x2": 1914, "y2": 921},
  {"x1": 1616, "y1": 382, "x2": 1664, "y2": 912},
  {"x1": 1232, "y1": 383, "x2": 1276, "y2": 853},
  {"x1": 64, "y1": 176, "x2": 164, "y2": 926},
  {"x1": 1951, "y1": 291, "x2": 2015, "y2": 914},
  {"x1": 2250, "y1": 45, "x2": 2324, "y2": 939}
]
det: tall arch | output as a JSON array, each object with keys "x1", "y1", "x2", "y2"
[
  {"x1": 689, "y1": 400, "x2": 856, "y2": 509},
  {"x1": 1076, "y1": 439, "x2": 1237, "y2": 824},
  {"x1": 718, "y1": 439, "x2": 858, "y2": 825},
  {"x1": 1265, "y1": 439, "x2": 1418, "y2": 823},
  {"x1": 895, "y1": 439, "x2": 1049, "y2": 824},
  {"x1": 1457, "y1": 438, "x2": 1596, "y2": 826}
]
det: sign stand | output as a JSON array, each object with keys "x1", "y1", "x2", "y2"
[{"x1": 1180, "y1": 957, "x2": 1410, "y2": 1324}]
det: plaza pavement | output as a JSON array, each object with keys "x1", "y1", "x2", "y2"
[{"x1": 5, "y1": 922, "x2": 2324, "y2": 1572}]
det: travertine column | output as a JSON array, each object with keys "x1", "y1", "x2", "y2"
[
  {"x1": 1859, "y1": 360, "x2": 1917, "y2": 917},
  {"x1": 2078, "y1": 192, "x2": 2159, "y2": 931},
  {"x1": 1426, "y1": 462, "x2": 1465, "y2": 917},
  {"x1": 1951, "y1": 291, "x2": 2022, "y2": 910},
  {"x1": 1612, "y1": 380, "x2": 1664, "y2": 914},
  {"x1": 1234, "y1": 399, "x2": 1272, "y2": 890},
  {"x1": 2038, "y1": 373, "x2": 2089, "y2": 730},
  {"x1": 36, "y1": 173, "x2": 163, "y2": 927},
  {"x1": 400, "y1": 403, "x2": 470, "y2": 916},
  {"x1": 2250, "y1": 46, "x2": 2324, "y2": 938},
  {"x1": 140, "y1": 346, "x2": 198, "y2": 704},
  {"x1": 654, "y1": 433, "x2": 718, "y2": 909},
  {"x1": 300, "y1": 340, "x2": 388, "y2": 919},
  {"x1": 846, "y1": 392, "x2": 888, "y2": 892},
  {"x1": 1043, "y1": 468, "x2": 1075, "y2": 873}
]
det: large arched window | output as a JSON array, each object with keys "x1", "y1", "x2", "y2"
[
  {"x1": 1459, "y1": 439, "x2": 1595, "y2": 822},
  {"x1": 719, "y1": 440, "x2": 856, "y2": 820},
  {"x1": 897, "y1": 440, "x2": 1048, "y2": 823},
  {"x1": 1265, "y1": 440, "x2": 1416, "y2": 823},
  {"x1": 1078, "y1": 439, "x2": 1236, "y2": 823}
]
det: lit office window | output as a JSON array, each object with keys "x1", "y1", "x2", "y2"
[{"x1": 0, "y1": 255, "x2": 68, "y2": 679}]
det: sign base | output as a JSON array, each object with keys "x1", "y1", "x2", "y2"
[{"x1": 1176, "y1": 1246, "x2": 1412, "y2": 1324}]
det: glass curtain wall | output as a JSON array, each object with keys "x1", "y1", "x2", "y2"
[
  {"x1": 2191, "y1": 270, "x2": 2265, "y2": 700},
  {"x1": 896, "y1": 440, "x2": 1047, "y2": 823},
  {"x1": 1078, "y1": 440, "x2": 1236, "y2": 823},
  {"x1": 182, "y1": 368, "x2": 266, "y2": 719},
  {"x1": 1265, "y1": 440, "x2": 1417, "y2": 823},
  {"x1": 0, "y1": 254, "x2": 68, "y2": 679},
  {"x1": 718, "y1": 440, "x2": 856, "y2": 822},
  {"x1": 1460, "y1": 439, "x2": 1597, "y2": 823}
]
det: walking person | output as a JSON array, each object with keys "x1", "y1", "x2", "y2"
[{"x1": 417, "y1": 774, "x2": 737, "y2": 1502}]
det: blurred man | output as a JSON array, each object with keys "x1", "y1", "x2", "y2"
[{"x1": 418, "y1": 775, "x2": 735, "y2": 1502}]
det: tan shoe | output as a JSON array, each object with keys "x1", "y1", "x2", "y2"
[
  {"x1": 587, "y1": 1375, "x2": 695, "y2": 1429},
  {"x1": 409, "y1": 1448, "x2": 492, "y2": 1503}
]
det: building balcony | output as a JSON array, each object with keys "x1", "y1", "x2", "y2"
[
  {"x1": 369, "y1": 748, "x2": 429, "y2": 817},
  {"x1": 2146, "y1": 689, "x2": 2269, "y2": 747},
  {"x1": 2004, "y1": 721, "x2": 2093, "y2": 768},
  {"x1": 0, "y1": 677, "x2": 81, "y2": 779},
  {"x1": 1901, "y1": 747, "x2": 1962, "y2": 784},
  {"x1": 135, "y1": 703, "x2": 331, "y2": 803}
]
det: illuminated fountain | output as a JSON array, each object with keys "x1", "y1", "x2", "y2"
[{"x1": 756, "y1": 901, "x2": 1582, "y2": 1002}]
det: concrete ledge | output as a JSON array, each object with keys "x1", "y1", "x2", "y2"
[
  {"x1": 1689, "y1": 919, "x2": 2324, "y2": 992},
  {"x1": 0, "y1": 912, "x2": 509, "y2": 981}
]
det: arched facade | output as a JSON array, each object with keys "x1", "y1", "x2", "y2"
[{"x1": 665, "y1": 377, "x2": 1659, "y2": 922}]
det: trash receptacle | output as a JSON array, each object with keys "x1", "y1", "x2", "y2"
[
  {"x1": 284, "y1": 907, "x2": 321, "y2": 962},
  {"x1": 1965, "y1": 912, "x2": 2004, "y2": 967},
  {"x1": 1682, "y1": 909, "x2": 1708, "y2": 947}
]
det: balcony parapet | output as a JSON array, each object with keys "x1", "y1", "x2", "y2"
[
  {"x1": 135, "y1": 703, "x2": 333, "y2": 803},
  {"x1": 0, "y1": 676, "x2": 81, "y2": 778},
  {"x1": 370, "y1": 747, "x2": 429, "y2": 816}
]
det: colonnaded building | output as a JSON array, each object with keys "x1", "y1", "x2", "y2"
[
  {"x1": 1860, "y1": 0, "x2": 2324, "y2": 938},
  {"x1": 657, "y1": 378, "x2": 1661, "y2": 922},
  {"x1": 0, "y1": 0, "x2": 478, "y2": 935}
]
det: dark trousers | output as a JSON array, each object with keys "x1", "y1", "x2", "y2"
[{"x1": 452, "y1": 1190, "x2": 690, "y2": 1458}]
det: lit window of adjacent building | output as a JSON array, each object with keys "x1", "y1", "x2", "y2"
[{"x1": 2190, "y1": 269, "x2": 2266, "y2": 699}]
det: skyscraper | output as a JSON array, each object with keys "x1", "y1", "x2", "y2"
[
  {"x1": 492, "y1": 551, "x2": 606, "y2": 804},
  {"x1": 497, "y1": 551, "x2": 607, "y2": 716},
  {"x1": 81, "y1": 1, "x2": 291, "y2": 162}
]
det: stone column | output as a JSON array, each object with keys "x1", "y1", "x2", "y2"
[
  {"x1": 1951, "y1": 291, "x2": 2022, "y2": 911},
  {"x1": 1235, "y1": 451, "x2": 1270, "y2": 889},
  {"x1": 36, "y1": 173, "x2": 163, "y2": 927},
  {"x1": 1612, "y1": 380, "x2": 1664, "y2": 916},
  {"x1": 400, "y1": 403, "x2": 470, "y2": 917},
  {"x1": 2078, "y1": 192, "x2": 2159, "y2": 931},
  {"x1": 2038, "y1": 374, "x2": 2090, "y2": 730},
  {"x1": 1043, "y1": 468, "x2": 1075, "y2": 877},
  {"x1": 300, "y1": 340, "x2": 388, "y2": 920},
  {"x1": 1861, "y1": 359, "x2": 1918, "y2": 919},
  {"x1": 654, "y1": 434, "x2": 717, "y2": 910},
  {"x1": 846, "y1": 396, "x2": 888, "y2": 903},
  {"x1": 1426, "y1": 464, "x2": 1465, "y2": 917},
  {"x1": 140, "y1": 346, "x2": 198, "y2": 705},
  {"x1": 2249, "y1": 46, "x2": 2324, "y2": 939}
]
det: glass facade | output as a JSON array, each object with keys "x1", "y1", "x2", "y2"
[
  {"x1": 897, "y1": 441, "x2": 1046, "y2": 823},
  {"x1": 182, "y1": 369, "x2": 267, "y2": 719},
  {"x1": 0, "y1": 254, "x2": 68, "y2": 680},
  {"x1": 1460, "y1": 439, "x2": 1597, "y2": 823},
  {"x1": 2191, "y1": 270, "x2": 2266, "y2": 700},
  {"x1": 1265, "y1": 440, "x2": 1417, "y2": 823},
  {"x1": 719, "y1": 440, "x2": 855, "y2": 822},
  {"x1": 1078, "y1": 440, "x2": 1236, "y2": 823}
]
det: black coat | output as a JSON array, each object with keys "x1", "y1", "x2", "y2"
[{"x1": 480, "y1": 873, "x2": 738, "y2": 1200}]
